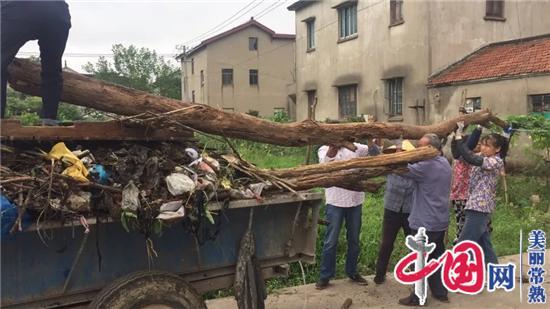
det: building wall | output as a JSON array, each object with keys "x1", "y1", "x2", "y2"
[
  {"x1": 429, "y1": 0, "x2": 550, "y2": 73},
  {"x1": 186, "y1": 49, "x2": 208, "y2": 105},
  {"x1": 184, "y1": 26, "x2": 295, "y2": 117},
  {"x1": 292, "y1": 0, "x2": 550, "y2": 123},
  {"x1": 431, "y1": 75, "x2": 550, "y2": 120}
]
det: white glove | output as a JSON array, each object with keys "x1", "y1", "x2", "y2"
[{"x1": 456, "y1": 121, "x2": 465, "y2": 139}]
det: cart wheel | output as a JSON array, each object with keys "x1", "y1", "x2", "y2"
[{"x1": 89, "y1": 271, "x2": 206, "y2": 309}]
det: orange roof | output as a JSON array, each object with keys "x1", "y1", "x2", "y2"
[
  {"x1": 182, "y1": 18, "x2": 295, "y2": 58},
  {"x1": 428, "y1": 34, "x2": 550, "y2": 87}
]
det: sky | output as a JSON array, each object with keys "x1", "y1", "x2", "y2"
[{"x1": 17, "y1": 0, "x2": 297, "y2": 72}]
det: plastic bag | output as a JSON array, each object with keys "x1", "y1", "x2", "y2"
[
  {"x1": 121, "y1": 180, "x2": 140, "y2": 211},
  {"x1": 166, "y1": 173, "x2": 196, "y2": 196},
  {"x1": 47, "y1": 142, "x2": 89, "y2": 182}
]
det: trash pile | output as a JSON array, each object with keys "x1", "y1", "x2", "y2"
[{"x1": 0, "y1": 139, "x2": 276, "y2": 238}]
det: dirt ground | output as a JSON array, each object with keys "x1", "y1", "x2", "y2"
[{"x1": 206, "y1": 253, "x2": 549, "y2": 309}]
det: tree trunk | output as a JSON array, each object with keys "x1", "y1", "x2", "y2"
[
  {"x1": 269, "y1": 147, "x2": 438, "y2": 178},
  {"x1": 8, "y1": 58, "x2": 506, "y2": 146}
]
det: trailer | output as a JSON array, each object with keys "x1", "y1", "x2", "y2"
[{"x1": 0, "y1": 121, "x2": 324, "y2": 308}]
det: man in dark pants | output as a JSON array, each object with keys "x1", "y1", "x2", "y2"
[
  {"x1": 398, "y1": 134, "x2": 452, "y2": 306},
  {"x1": 1, "y1": 1, "x2": 71, "y2": 124},
  {"x1": 373, "y1": 141, "x2": 415, "y2": 284}
]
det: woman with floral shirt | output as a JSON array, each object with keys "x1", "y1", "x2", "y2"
[
  {"x1": 450, "y1": 127, "x2": 482, "y2": 244},
  {"x1": 454, "y1": 123, "x2": 508, "y2": 265}
]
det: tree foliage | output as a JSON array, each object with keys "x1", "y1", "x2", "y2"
[
  {"x1": 5, "y1": 87, "x2": 104, "y2": 125},
  {"x1": 508, "y1": 114, "x2": 550, "y2": 157},
  {"x1": 83, "y1": 44, "x2": 181, "y2": 99}
]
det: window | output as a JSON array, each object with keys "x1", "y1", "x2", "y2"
[
  {"x1": 249, "y1": 37, "x2": 258, "y2": 51},
  {"x1": 222, "y1": 69, "x2": 233, "y2": 86},
  {"x1": 386, "y1": 78, "x2": 403, "y2": 117},
  {"x1": 465, "y1": 97, "x2": 482, "y2": 113},
  {"x1": 530, "y1": 94, "x2": 550, "y2": 113},
  {"x1": 249, "y1": 69, "x2": 258, "y2": 86},
  {"x1": 390, "y1": 0, "x2": 404, "y2": 25},
  {"x1": 338, "y1": 85, "x2": 357, "y2": 119},
  {"x1": 192, "y1": 90, "x2": 195, "y2": 103},
  {"x1": 191, "y1": 58, "x2": 194, "y2": 74},
  {"x1": 306, "y1": 19, "x2": 315, "y2": 50},
  {"x1": 223, "y1": 107, "x2": 235, "y2": 112},
  {"x1": 200, "y1": 70, "x2": 204, "y2": 86},
  {"x1": 338, "y1": 3, "x2": 358, "y2": 39},
  {"x1": 307, "y1": 90, "x2": 317, "y2": 119},
  {"x1": 486, "y1": 0, "x2": 504, "y2": 19}
]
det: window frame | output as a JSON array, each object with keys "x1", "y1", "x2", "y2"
[
  {"x1": 249, "y1": 37, "x2": 258, "y2": 51},
  {"x1": 338, "y1": 84, "x2": 358, "y2": 120},
  {"x1": 200, "y1": 70, "x2": 204, "y2": 87},
  {"x1": 386, "y1": 78, "x2": 404, "y2": 117},
  {"x1": 249, "y1": 69, "x2": 259, "y2": 86},
  {"x1": 485, "y1": 0, "x2": 505, "y2": 21},
  {"x1": 221, "y1": 68, "x2": 233, "y2": 86},
  {"x1": 307, "y1": 90, "x2": 317, "y2": 119},
  {"x1": 465, "y1": 97, "x2": 482, "y2": 114},
  {"x1": 390, "y1": 0, "x2": 404, "y2": 26},
  {"x1": 191, "y1": 90, "x2": 195, "y2": 103},
  {"x1": 337, "y1": 3, "x2": 358, "y2": 41},
  {"x1": 306, "y1": 19, "x2": 316, "y2": 51},
  {"x1": 529, "y1": 94, "x2": 550, "y2": 113}
]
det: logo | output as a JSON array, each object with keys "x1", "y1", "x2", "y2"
[{"x1": 393, "y1": 228, "x2": 547, "y2": 305}]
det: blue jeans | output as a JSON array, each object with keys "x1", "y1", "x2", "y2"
[
  {"x1": 319, "y1": 204, "x2": 362, "y2": 281},
  {"x1": 458, "y1": 209, "x2": 498, "y2": 265}
]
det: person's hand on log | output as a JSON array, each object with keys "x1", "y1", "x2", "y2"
[
  {"x1": 455, "y1": 121, "x2": 465, "y2": 140},
  {"x1": 326, "y1": 145, "x2": 340, "y2": 158},
  {"x1": 327, "y1": 141, "x2": 357, "y2": 154}
]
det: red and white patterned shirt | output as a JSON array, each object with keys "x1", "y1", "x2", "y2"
[
  {"x1": 318, "y1": 143, "x2": 369, "y2": 207},
  {"x1": 450, "y1": 159, "x2": 472, "y2": 201}
]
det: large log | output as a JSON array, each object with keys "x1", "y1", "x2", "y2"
[
  {"x1": 269, "y1": 147, "x2": 438, "y2": 178},
  {"x1": 8, "y1": 58, "x2": 506, "y2": 146}
]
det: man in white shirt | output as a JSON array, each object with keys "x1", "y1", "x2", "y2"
[{"x1": 316, "y1": 142, "x2": 370, "y2": 289}]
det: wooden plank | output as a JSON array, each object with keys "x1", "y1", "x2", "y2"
[{"x1": 0, "y1": 119, "x2": 193, "y2": 142}]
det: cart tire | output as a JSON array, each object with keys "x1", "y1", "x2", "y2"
[{"x1": 89, "y1": 271, "x2": 206, "y2": 309}]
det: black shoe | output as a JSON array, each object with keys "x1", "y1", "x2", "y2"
[
  {"x1": 398, "y1": 295, "x2": 420, "y2": 306},
  {"x1": 373, "y1": 275, "x2": 385, "y2": 284},
  {"x1": 349, "y1": 274, "x2": 368, "y2": 285},
  {"x1": 315, "y1": 279, "x2": 329, "y2": 290},
  {"x1": 433, "y1": 295, "x2": 450, "y2": 303}
]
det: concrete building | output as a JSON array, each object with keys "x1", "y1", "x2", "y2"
[
  {"x1": 178, "y1": 19, "x2": 296, "y2": 118},
  {"x1": 428, "y1": 34, "x2": 550, "y2": 119},
  {"x1": 287, "y1": 0, "x2": 550, "y2": 123}
]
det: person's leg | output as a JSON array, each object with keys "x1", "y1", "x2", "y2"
[
  {"x1": 479, "y1": 229, "x2": 498, "y2": 265},
  {"x1": 318, "y1": 204, "x2": 344, "y2": 283},
  {"x1": 37, "y1": 16, "x2": 70, "y2": 120},
  {"x1": 400, "y1": 228, "x2": 421, "y2": 306},
  {"x1": 457, "y1": 210, "x2": 487, "y2": 243},
  {"x1": 453, "y1": 200, "x2": 466, "y2": 244},
  {"x1": 401, "y1": 211, "x2": 412, "y2": 236},
  {"x1": 344, "y1": 204, "x2": 362, "y2": 278},
  {"x1": 426, "y1": 230, "x2": 448, "y2": 300},
  {"x1": 1, "y1": 11, "x2": 34, "y2": 118},
  {"x1": 375, "y1": 208, "x2": 402, "y2": 282}
]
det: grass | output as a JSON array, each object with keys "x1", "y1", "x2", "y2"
[{"x1": 203, "y1": 140, "x2": 550, "y2": 298}]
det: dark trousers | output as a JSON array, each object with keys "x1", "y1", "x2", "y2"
[
  {"x1": 375, "y1": 208, "x2": 411, "y2": 278},
  {"x1": 319, "y1": 204, "x2": 362, "y2": 281},
  {"x1": 458, "y1": 209, "x2": 498, "y2": 265},
  {"x1": 1, "y1": 1, "x2": 71, "y2": 119},
  {"x1": 410, "y1": 229, "x2": 448, "y2": 299}
]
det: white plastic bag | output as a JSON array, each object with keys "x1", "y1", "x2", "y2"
[{"x1": 166, "y1": 173, "x2": 196, "y2": 196}]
